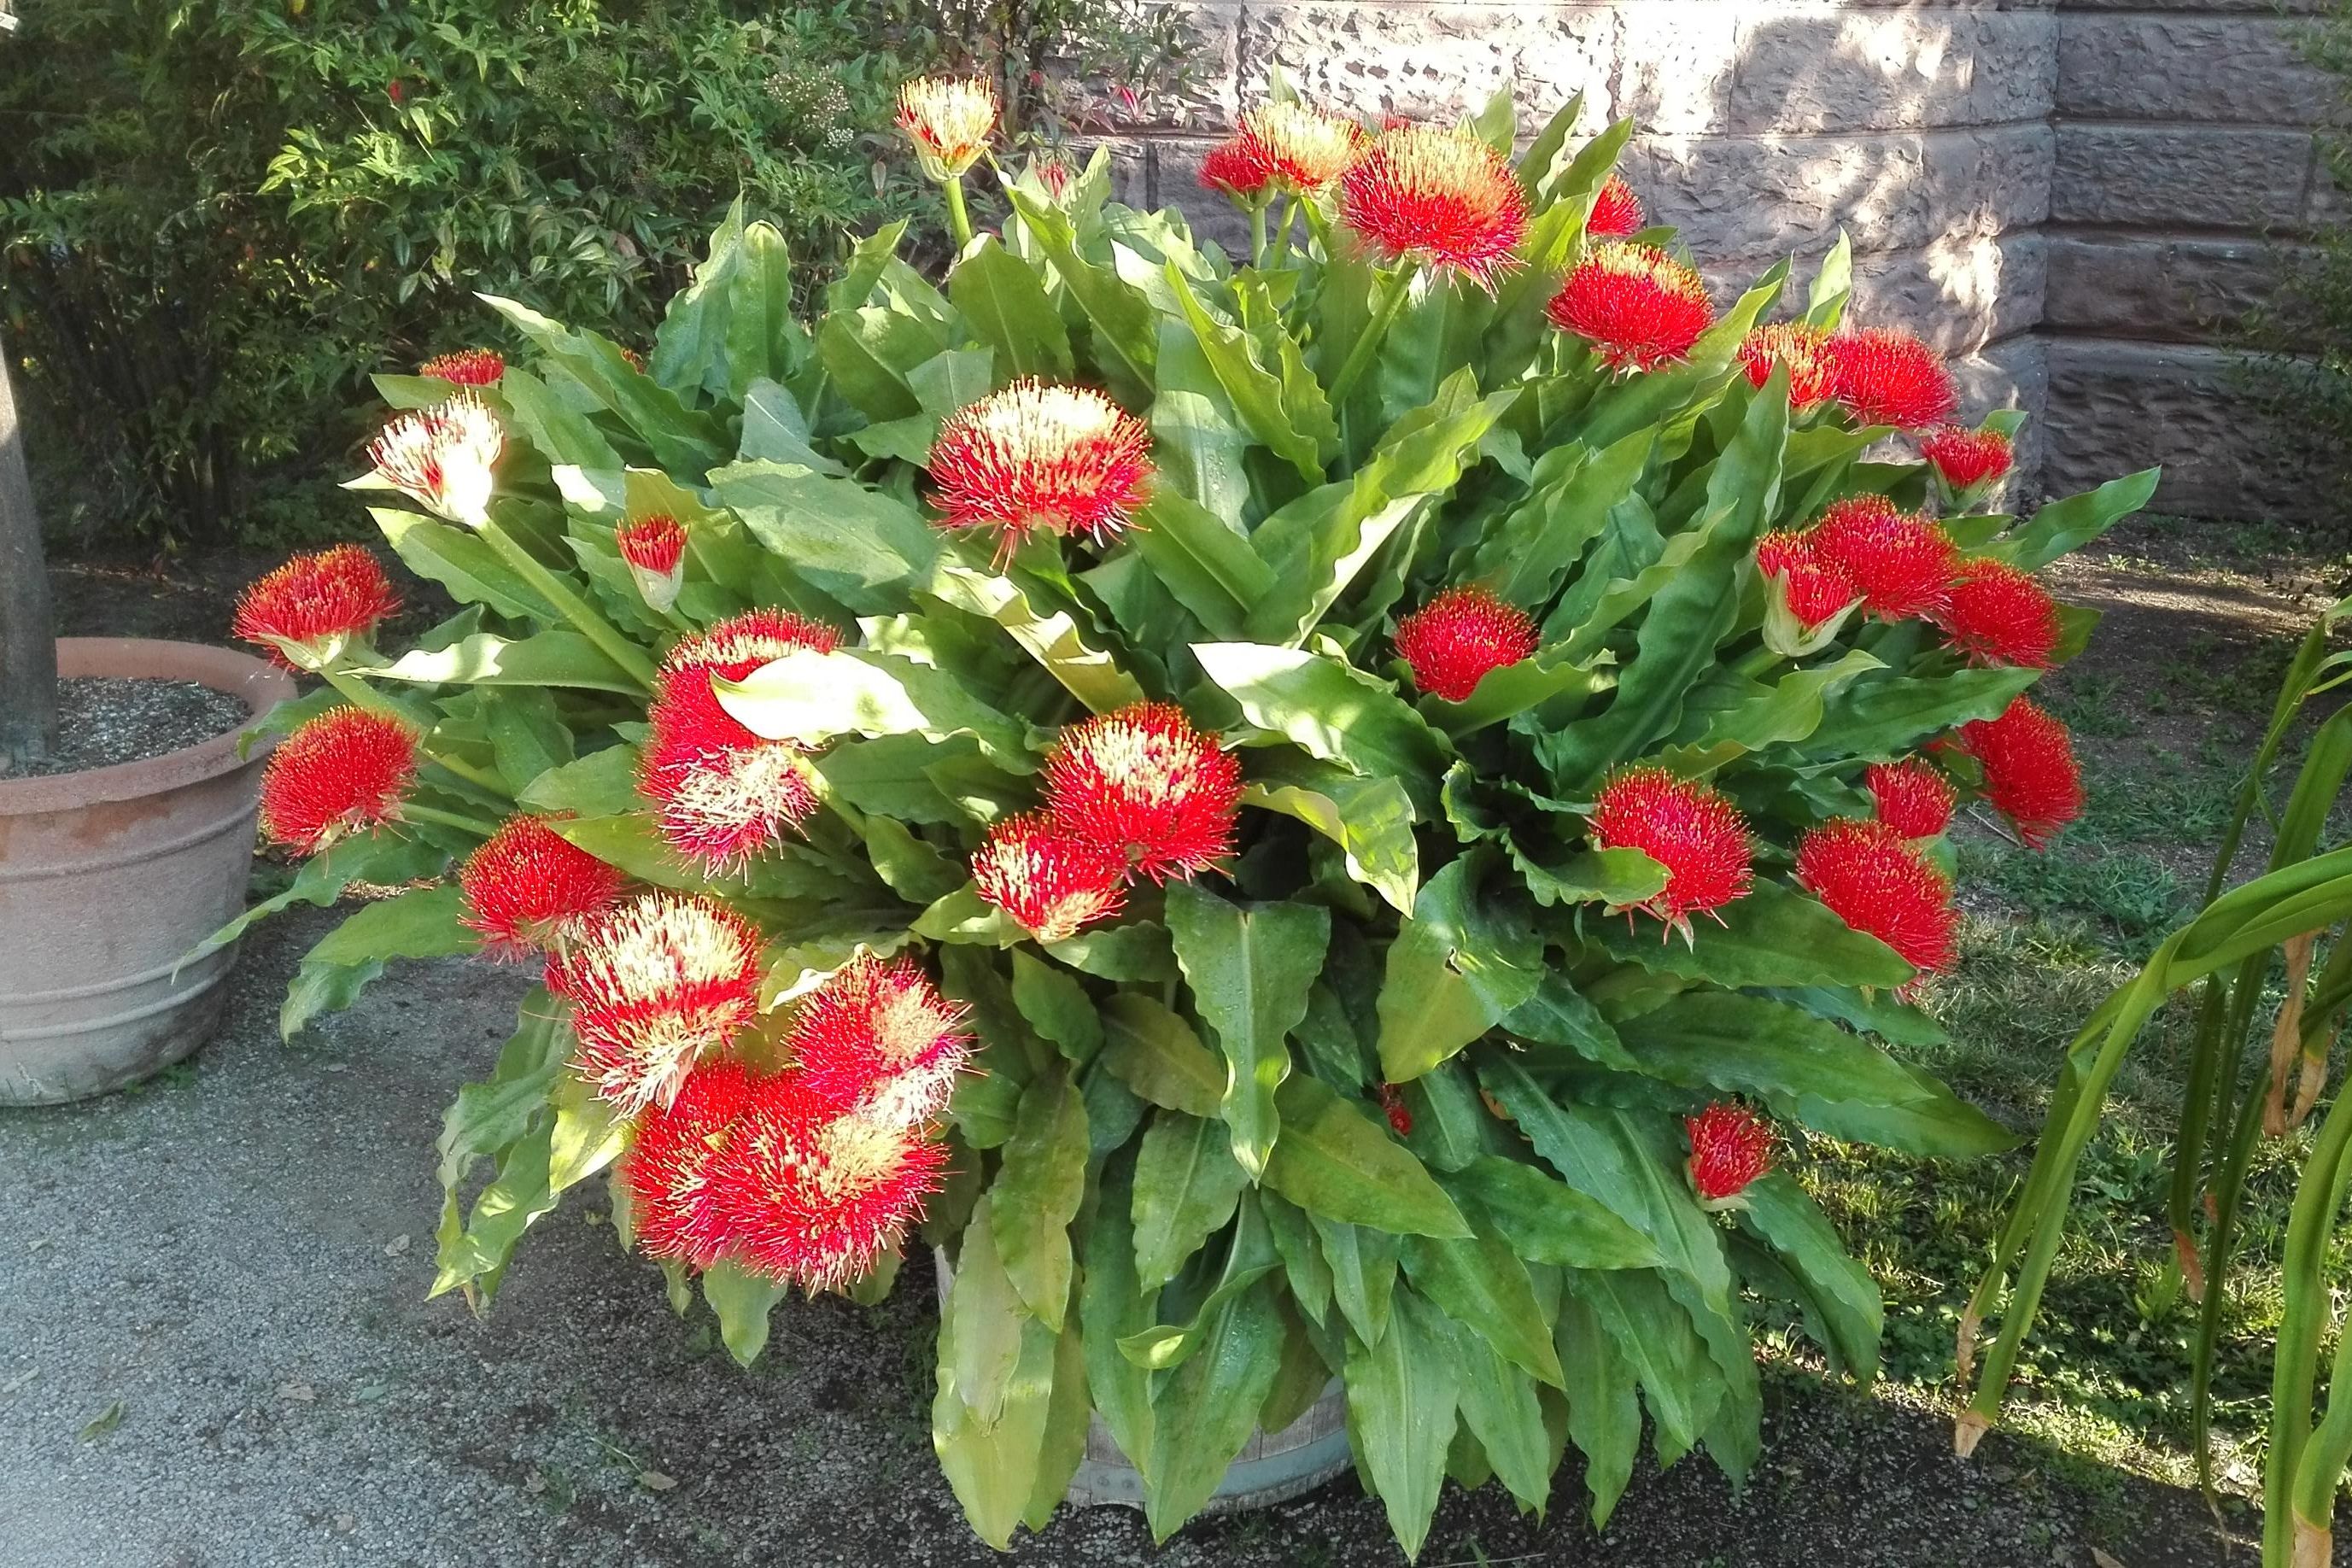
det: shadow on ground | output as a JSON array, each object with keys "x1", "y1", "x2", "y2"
[{"x1": 0, "y1": 908, "x2": 2278, "y2": 1568}]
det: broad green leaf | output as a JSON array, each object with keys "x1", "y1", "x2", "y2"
[
  {"x1": 816, "y1": 734, "x2": 982, "y2": 825},
  {"x1": 281, "y1": 886, "x2": 475, "y2": 1040},
  {"x1": 1312, "y1": 1214, "x2": 1401, "y2": 1346},
  {"x1": 1195, "y1": 641, "x2": 1452, "y2": 810},
  {"x1": 1149, "y1": 318, "x2": 1255, "y2": 522},
  {"x1": 708, "y1": 460, "x2": 942, "y2": 613},
  {"x1": 991, "y1": 1068, "x2": 1090, "y2": 1327},
  {"x1": 1566, "y1": 1269, "x2": 1721, "y2": 1465},
  {"x1": 374, "y1": 510, "x2": 560, "y2": 623},
  {"x1": 858, "y1": 815, "x2": 965, "y2": 904},
  {"x1": 1442, "y1": 1310, "x2": 1554, "y2": 1514},
  {"x1": 1556, "y1": 1282, "x2": 1642, "y2": 1524},
  {"x1": 430, "y1": 996, "x2": 568, "y2": 1308},
  {"x1": 1046, "y1": 922, "x2": 1179, "y2": 983},
  {"x1": 951, "y1": 236, "x2": 1074, "y2": 380},
  {"x1": 1343, "y1": 1288, "x2": 1460, "y2": 1559},
  {"x1": 1419, "y1": 647, "x2": 1614, "y2": 738},
  {"x1": 1804, "y1": 230, "x2": 1855, "y2": 329},
  {"x1": 371, "y1": 629, "x2": 637, "y2": 693},
  {"x1": 1009, "y1": 951, "x2": 1103, "y2": 1063},
  {"x1": 935, "y1": 1273, "x2": 1060, "y2": 1549},
  {"x1": 483, "y1": 296, "x2": 728, "y2": 475},
  {"x1": 1022, "y1": 1316, "x2": 1092, "y2": 1531},
  {"x1": 1592, "y1": 876, "x2": 1914, "y2": 992},
  {"x1": 702, "y1": 1260, "x2": 788, "y2": 1367},
  {"x1": 1082, "y1": 1153, "x2": 1159, "y2": 1471},
  {"x1": 1262, "y1": 1191, "x2": 1335, "y2": 1327},
  {"x1": 1375, "y1": 857, "x2": 1540, "y2": 1081},
  {"x1": 1501, "y1": 970, "x2": 1639, "y2": 1070},
  {"x1": 1796, "y1": 664, "x2": 2038, "y2": 763},
  {"x1": 1167, "y1": 266, "x2": 1323, "y2": 483},
  {"x1": 1130, "y1": 489, "x2": 1276, "y2": 641},
  {"x1": 716, "y1": 647, "x2": 1033, "y2": 767},
  {"x1": 1448, "y1": 1156, "x2": 1663, "y2": 1271},
  {"x1": 1739, "y1": 1173, "x2": 1882, "y2": 1378},
  {"x1": 1117, "y1": 1196, "x2": 1280, "y2": 1370},
  {"x1": 1988, "y1": 468, "x2": 2160, "y2": 571},
  {"x1": 1402, "y1": 1229, "x2": 1565, "y2": 1387},
  {"x1": 1163, "y1": 882, "x2": 1331, "y2": 1177},
  {"x1": 1262, "y1": 1074, "x2": 1471, "y2": 1238},
  {"x1": 496, "y1": 365, "x2": 625, "y2": 469},
  {"x1": 1099, "y1": 993, "x2": 1224, "y2": 1116},
  {"x1": 1659, "y1": 647, "x2": 1885, "y2": 772},
  {"x1": 1132, "y1": 1109, "x2": 1251, "y2": 1287},
  {"x1": 184, "y1": 828, "x2": 448, "y2": 966},
  {"x1": 1472, "y1": 430, "x2": 1656, "y2": 609},
  {"x1": 740, "y1": 379, "x2": 845, "y2": 473},
  {"x1": 1243, "y1": 758, "x2": 1420, "y2": 916},
  {"x1": 944, "y1": 1196, "x2": 1028, "y2": 1420},
  {"x1": 924, "y1": 557, "x2": 1144, "y2": 713},
  {"x1": 1142, "y1": 1276, "x2": 1288, "y2": 1542},
  {"x1": 1004, "y1": 189, "x2": 1156, "y2": 389}
]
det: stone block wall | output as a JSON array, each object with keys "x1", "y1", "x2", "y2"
[{"x1": 1103, "y1": 0, "x2": 2345, "y2": 521}]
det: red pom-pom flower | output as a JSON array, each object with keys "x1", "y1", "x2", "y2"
[
  {"x1": 787, "y1": 953, "x2": 971, "y2": 1132},
  {"x1": 1755, "y1": 529, "x2": 1860, "y2": 633},
  {"x1": 1796, "y1": 816, "x2": 1960, "y2": 979},
  {"x1": 1932, "y1": 559, "x2": 2061, "y2": 670},
  {"x1": 1586, "y1": 173, "x2": 1645, "y2": 240},
  {"x1": 1547, "y1": 243, "x2": 1715, "y2": 372},
  {"x1": 1043, "y1": 701, "x2": 1243, "y2": 882},
  {"x1": 1808, "y1": 496, "x2": 1957, "y2": 623},
  {"x1": 1204, "y1": 102, "x2": 1362, "y2": 202},
  {"x1": 1339, "y1": 125, "x2": 1529, "y2": 291},
  {"x1": 1200, "y1": 132, "x2": 1275, "y2": 201},
  {"x1": 366, "y1": 391, "x2": 503, "y2": 527},
  {"x1": 1394, "y1": 585, "x2": 1539, "y2": 702},
  {"x1": 927, "y1": 381, "x2": 1154, "y2": 558},
  {"x1": 1737, "y1": 323, "x2": 1837, "y2": 412},
  {"x1": 972, "y1": 812, "x2": 1128, "y2": 943},
  {"x1": 547, "y1": 892, "x2": 765, "y2": 1116},
  {"x1": 1919, "y1": 424, "x2": 2014, "y2": 493},
  {"x1": 616, "y1": 514, "x2": 689, "y2": 613},
  {"x1": 1589, "y1": 766, "x2": 1755, "y2": 937},
  {"x1": 1827, "y1": 328, "x2": 1957, "y2": 430},
  {"x1": 1957, "y1": 697, "x2": 2084, "y2": 849},
  {"x1": 1866, "y1": 760, "x2": 1957, "y2": 840},
  {"x1": 231, "y1": 545, "x2": 401, "y2": 670},
  {"x1": 459, "y1": 816, "x2": 626, "y2": 960},
  {"x1": 418, "y1": 348, "x2": 505, "y2": 387},
  {"x1": 1686, "y1": 1102, "x2": 1774, "y2": 1209},
  {"x1": 621, "y1": 1059, "x2": 762, "y2": 1267},
  {"x1": 897, "y1": 76, "x2": 996, "y2": 179},
  {"x1": 259, "y1": 708, "x2": 418, "y2": 854}
]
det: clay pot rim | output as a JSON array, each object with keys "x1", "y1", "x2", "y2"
[{"x1": 0, "y1": 638, "x2": 297, "y2": 816}]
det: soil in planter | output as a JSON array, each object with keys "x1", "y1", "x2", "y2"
[{"x1": 3, "y1": 676, "x2": 250, "y2": 779}]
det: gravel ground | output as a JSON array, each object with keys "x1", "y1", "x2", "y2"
[
  {"x1": 5, "y1": 676, "x2": 250, "y2": 779},
  {"x1": 0, "y1": 907, "x2": 2290, "y2": 1568}
]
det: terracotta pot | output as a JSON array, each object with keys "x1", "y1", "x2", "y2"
[{"x1": 0, "y1": 639, "x2": 292, "y2": 1103}]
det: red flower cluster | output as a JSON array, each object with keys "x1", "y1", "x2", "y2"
[
  {"x1": 1586, "y1": 173, "x2": 1645, "y2": 240},
  {"x1": 927, "y1": 381, "x2": 1154, "y2": 558},
  {"x1": 1686, "y1": 1102, "x2": 1773, "y2": 1208},
  {"x1": 1866, "y1": 760, "x2": 1956, "y2": 840},
  {"x1": 1547, "y1": 243, "x2": 1716, "y2": 372},
  {"x1": 547, "y1": 892, "x2": 764, "y2": 1115},
  {"x1": 616, "y1": 514, "x2": 689, "y2": 612},
  {"x1": 622, "y1": 1059, "x2": 763, "y2": 1267},
  {"x1": 1795, "y1": 817, "x2": 1959, "y2": 979},
  {"x1": 971, "y1": 813, "x2": 1129, "y2": 943},
  {"x1": 785, "y1": 952, "x2": 971, "y2": 1131},
  {"x1": 1808, "y1": 496, "x2": 1957, "y2": 623},
  {"x1": 1394, "y1": 585, "x2": 1538, "y2": 702},
  {"x1": 1755, "y1": 529, "x2": 1860, "y2": 632},
  {"x1": 418, "y1": 348, "x2": 506, "y2": 387},
  {"x1": 258, "y1": 708, "x2": 418, "y2": 854},
  {"x1": 1932, "y1": 559, "x2": 2061, "y2": 670},
  {"x1": 1957, "y1": 698, "x2": 2083, "y2": 848},
  {"x1": 231, "y1": 545, "x2": 401, "y2": 670},
  {"x1": 1339, "y1": 125, "x2": 1529, "y2": 291},
  {"x1": 1737, "y1": 323, "x2": 1837, "y2": 412},
  {"x1": 459, "y1": 816, "x2": 625, "y2": 960},
  {"x1": 1589, "y1": 767, "x2": 1755, "y2": 937},
  {"x1": 1827, "y1": 328, "x2": 1956, "y2": 430},
  {"x1": 1201, "y1": 102, "x2": 1363, "y2": 201},
  {"x1": 640, "y1": 609, "x2": 841, "y2": 871},
  {"x1": 1919, "y1": 424, "x2": 2014, "y2": 492}
]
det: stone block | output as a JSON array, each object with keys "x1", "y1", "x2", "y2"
[
  {"x1": 2057, "y1": 15, "x2": 2343, "y2": 126},
  {"x1": 1142, "y1": 141, "x2": 1260, "y2": 255},
  {"x1": 1725, "y1": 8, "x2": 2057, "y2": 136},
  {"x1": 2042, "y1": 338, "x2": 2324, "y2": 520},
  {"x1": 1689, "y1": 231, "x2": 2044, "y2": 357},
  {"x1": 1613, "y1": 3, "x2": 1742, "y2": 137},
  {"x1": 2051, "y1": 125, "x2": 2321, "y2": 231},
  {"x1": 1234, "y1": 3, "x2": 1618, "y2": 129},
  {"x1": 2043, "y1": 232, "x2": 2299, "y2": 342}
]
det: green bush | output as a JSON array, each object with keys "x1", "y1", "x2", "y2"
[{"x1": 0, "y1": 0, "x2": 1182, "y2": 546}]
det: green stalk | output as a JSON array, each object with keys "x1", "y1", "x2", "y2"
[
  {"x1": 1326, "y1": 265, "x2": 1413, "y2": 407},
  {"x1": 2193, "y1": 1074, "x2": 2270, "y2": 1502},
  {"x1": 401, "y1": 802, "x2": 500, "y2": 838},
  {"x1": 944, "y1": 173, "x2": 975, "y2": 252},
  {"x1": 1249, "y1": 200, "x2": 1268, "y2": 270},
  {"x1": 476, "y1": 514, "x2": 655, "y2": 689},
  {"x1": 1267, "y1": 196, "x2": 1294, "y2": 269},
  {"x1": 2270, "y1": 1081, "x2": 2352, "y2": 1563},
  {"x1": 320, "y1": 665, "x2": 512, "y2": 799},
  {"x1": 2289, "y1": 1097, "x2": 2352, "y2": 1560}
]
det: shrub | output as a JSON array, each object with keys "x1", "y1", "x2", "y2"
[{"x1": 214, "y1": 79, "x2": 2156, "y2": 1556}]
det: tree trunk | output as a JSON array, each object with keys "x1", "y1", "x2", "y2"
[{"x1": 0, "y1": 327, "x2": 57, "y2": 773}]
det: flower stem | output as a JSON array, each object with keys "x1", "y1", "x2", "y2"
[
  {"x1": 401, "y1": 802, "x2": 499, "y2": 838},
  {"x1": 476, "y1": 514, "x2": 656, "y2": 690},
  {"x1": 319, "y1": 665, "x2": 512, "y2": 799},
  {"x1": 1327, "y1": 266, "x2": 1413, "y2": 407},
  {"x1": 1733, "y1": 645, "x2": 1782, "y2": 681},
  {"x1": 944, "y1": 174, "x2": 974, "y2": 252},
  {"x1": 1267, "y1": 197, "x2": 1294, "y2": 270}
]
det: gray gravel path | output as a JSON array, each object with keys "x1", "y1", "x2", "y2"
[{"x1": 0, "y1": 907, "x2": 2286, "y2": 1568}]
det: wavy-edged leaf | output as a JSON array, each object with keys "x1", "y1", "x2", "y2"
[
  {"x1": 1196, "y1": 641, "x2": 1452, "y2": 811},
  {"x1": 1131, "y1": 1109, "x2": 1251, "y2": 1288},
  {"x1": 708, "y1": 459, "x2": 942, "y2": 613},
  {"x1": 1099, "y1": 994, "x2": 1224, "y2": 1116},
  {"x1": 1162, "y1": 883, "x2": 1330, "y2": 1179},
  {"x1": 991, "y1": 1068, "x2": 1090, "y2": 1327},
  {"x1": 1262, "y1": 1074, "x2": 1471, "y2": 1238},
  {"x1": 1141, "y1": 1275, "x2": 1287, "y2": 1542},
  {"x1": 1401, "y1": 1229, "x2": 1565, "y2": 1388},
  {"x1": 1739, "y1": 1173, "x2": 1882, "y2": 1377},
  {"x1": 1448, "y1": 1156, "x2": 1663, "y2": 1271},
  {"x1": 951, "y1": 235, "x2": 1074, "y2": 380},
  {"x1": 1343, "y1": 1288, "x2": 1460, "y2": 1559},
  {"x1": 717, "y1": 647, "x2": 1033, "y2": 766},
  {"x1": 1242, "y1": 755, "x2": 1420, "y2": 916},
  {"x1": 924, "y1": 556, "x2": 1143, "y2": 713},
  {"x1": 1592, "y1": 875, "x2": 1912, "y2": 992}
]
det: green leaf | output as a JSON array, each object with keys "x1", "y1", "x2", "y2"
[
  {"x1": 944, "y1": 1196, "x2": 1028, "y2": 1419},
  {"x1": 924, "y1": 557, "x2": 1144, "y2": 713},
  {"x1": 936, "y1": 1209, "x2": 1061, "y2": 1550},
  {"x1": 430, "y1": 996, "x2": 568, "y2": 1308},
  {"x1": 374, "y1": 510, "x2": 559, "y2": 623},
  {"x1": 1142, "y1": 1276, "x2": 1288, "y2": 1542},
  {"x1": 858, "y1": 815, "x2": 965, "y2": 904},
  {"x1": 1082, "y1": 1153, "x2": 1159, "y2": 1471},
  {"x1": 1401, "y1": 1229, "x2": 1565, "y2": 1387},
  {"x1": 951, "y1": 236, "x2": 1074, "y2": 380},
  {"x1": 1659, "y1": 648, "x2": 1886, "y2": 772},
  {"x1": 1163, "y1": 883, "x2": 1331, "y2": 1179},
  {"x1": 1023, "y1": 1317, "x2": 1092, "y2": 1530},
  {"x1": 1009, "y1": 952, "x2": 1103, "y2": 1063},
  {"x1": 1375, "y1": 857, "x2": 1539, "y2": 1081},
  {"x1": 184, "y1": 829, "x2": 449, "y2": 966},
  {"x1": 1442, "y1": 1309, "x2": 1554, "y2": 1514},
  {"x1": 1130, "y1": 490, "x2": 1277, "y2": 641},
  {"x1": 1343, "y1": 1288, "x2": 1460, "y2": 1559},
  {"x1": 1614, "y1": 992, "x2": 2016, "y2": 1156},
  {"x1": 518, "y1": 745, "x2": 643, "y2": 816},
  {"x1": 1243, "y1": 759, "x2": 1421, "y2": 916},
  {"x1": 1004, "y1": 189, "x2": 1156, "y2": 389},
  {"x1": 1262, "y1": 1191, "x2": 1335, "y2": 1327},
  {"x1": 1796, "y1": 664, "x2": 2038, "y2": 763},
  {"x1": 707, "y1": 460, "x2": 942, "y2": 614},
  {"x1": 1419, "y1": 647, "x2": 1614, "y2": 739},
  {"x1": 702, "y1": 1260, "x2": 788, "y2": 1367},
  {"x1": 282, "y1": 886, "x2": 475, "y2": 1040},
  {"x1": 1804, "y1": 231, "x2": 1855, "y2": 329},
  {"x1": 1046, "y1": 922, "x2": 1178, "y2": 983},
  {"x1": 1448, "y1": 1156, "x2": 1663, "y2": 1271},
  {"x1": 1100, "y1": 995, "x2": 1225, "y2": 1117},
  {"x1": 1556, "y1": 1282, "x2": 1643, "y2": 1524},
  {"x1": 715, "y1": 647, "x2": 1033, "y2": 767},
  {"x1": 1739, "y1": 1173, "x2": 1882, "y2": 1378},
  {"x1": 1194, "y1": 641, "x2": 1452, "y2": 811},
  {"x1": 1167, "y1": 266, "x2": 1323, "y2": 483},
  {"x1": 1592, "y1": 876, "x2": 1913, "y2": 992},
  {"x1": 1262, "y1": 1074, "x2": 1472, "y2": 1238},
  {"x1": 1132, "y1": 1109, "x2": 1252, "y2": 1287},
  {"x1": 371, "y1": 629, "x2": 638, "y2": 693},
  {"x1": 1472, "y1": 430, "x2": 1655, "y2": 608},
  {"x1": 1312, "y1": 1214, "x2": 1401, "y2": 1346},
  {"x1": 991, "y1": 1068, "x2": 1091, "y2": 1328},
  {"x1": 1117, "y1": 1196, "x2": 1281, "y2": 1370},
  {"x1": 1989, "y1": 468, "x2": 2160, "y2": 571}
]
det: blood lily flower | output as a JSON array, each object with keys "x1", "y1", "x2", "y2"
[
  {"x1": 972, "y1": 812, "x2": 1128, "y2": 942},
  {"x1": 926, "y1": 381, "x2": 1154, "y2": 557},
  {"x1": 1376, "y1": 1083, "x2": 1414, "y2": 1138},
  {"x1": 1394, "y1": 585, "x2": 1538, "y2": 702},
  {"x1": 1200, "y1": 132, "x2": 1276, "y2": 202},
  {"x1": 1796, "y1": 816, "x2": 1960, "y2": 979},
  {"x1": 1737, "y1": 323, "x2": 1837, "y2": 412},
  {"x1": 547, "y1": 893, "x2": 764, "y2": 1115},
  {"x1": 897, "y1": 76, "x2": 997, "y2": 180},
  {"x1": 1755, "y1": 529, "x2": 1861, "y2": 652},
  {"x1": 1932, "y1": 559, "x2": 2061, "y2": 669},
  {"x1": 1920, "y1": 424, "x2": 2014, "y2": 494},
  {"x1": 231, "y1": 545, "x2": 401, "y2": 670},
  {"x1": 258, "y1": 708, "x2": 418, "y2": 854},
  {"x1": 1686, "y1": 1102, "x2": 1774, "y2": 1209},
  {"x1": 365, "y1": 391, "x2": 503, "y2": 527},
  {"x1": 621, "y1": 1060, "x2": 761, "y2": 1267},
  {"x1": 1957, "y1": 697, "x2": 2084, "y2": 848},
  {"x1": 418, "y1": 348, "x2": 505, "y2": 387},
  {"x1": 616, "y1": 514, "x2": 689, "y2": 613},
  {"x1": 700, "y1": 1080, "x2": 950, "y2": 1290},
  {"x1": 1808, "y1": 495, "x2": 1957, "y2": 623},
  {"x1": 1547, "y1": 243, "x2": 1715, "y2": 372},
  {"x1": 1589, "y1": 767, "x2": 1754, "y2": 939},
  {"x1": 458, "y1": 816, "x2": 626, "y2": 960},
  {"x1": 1339, "y1": 124, "x2": 1529, "y2": 291},
  {"x1": 1246, "y1": 101, "x2": 1365, "y2": 195},
  {"x1": 1586, "y1": 173, "x2": 1645, "y2": 240},
  {"x1": 1827, "y1": 328, "x2": 1956, "y2": 430},
  {"x1": 1042, "y1": 701, "x2": 1243, "y2": 881},
  {"x1": 787, "y1": 953, "x2": 970, "y2": 1131},
  {"x1": 641, "y1": 610, "x2": 841, "y2": 871},
  {"x1": 1866, "y1": 760, "x2": 1957, "y2": 840}
]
